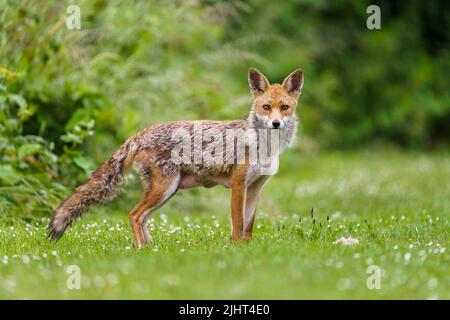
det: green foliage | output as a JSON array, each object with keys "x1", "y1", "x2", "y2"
[{"x1": 0, "y1": 79, "x2": 94, "y2": 215}]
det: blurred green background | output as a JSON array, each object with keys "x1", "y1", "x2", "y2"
[{"x1": 0, "y1": 0, "x2": 449, "y2": 215}]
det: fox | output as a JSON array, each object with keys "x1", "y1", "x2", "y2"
[{"x1": 48, "y1": 68, "x2": 304, "y2": 248}]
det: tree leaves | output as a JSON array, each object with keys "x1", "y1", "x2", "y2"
[{"x1": 0, "y1": 165, "x2": 21, "y2": 185}]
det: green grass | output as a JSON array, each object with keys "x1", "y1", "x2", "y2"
[{"x1": 0, "y1": 150, "x2": 449, "y2": 299}]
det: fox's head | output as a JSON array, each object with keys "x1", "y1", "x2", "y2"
[{"x1": 248, "y1": 68, "x2": 304, "y2": 129}]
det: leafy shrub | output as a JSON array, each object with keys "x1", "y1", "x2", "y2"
[{"x1": 0, "y1": 72, "x2": 95, "y2": 215}]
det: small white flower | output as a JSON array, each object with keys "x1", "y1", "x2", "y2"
[
  {"x1": 333, "y1": 237, "x2": 360, "y2": 246},
  {"x1": 404, "y1": 252, "x2": 412, "y2": 262}
]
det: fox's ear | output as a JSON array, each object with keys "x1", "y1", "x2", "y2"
[
  {"x1": 282, "y1": 69, "x2": 304, "y2": 97},
  {"x1": 248, "y1": 68, "x2": 270, "y2": 97}
]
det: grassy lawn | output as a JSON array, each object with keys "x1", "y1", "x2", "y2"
[{"x1": 0, "y1": 150, "x2": 448, "y2": 299}]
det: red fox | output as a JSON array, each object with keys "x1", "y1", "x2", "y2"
[{"x1": 48, "y1": 68, "x2": 304, "y2": 248}]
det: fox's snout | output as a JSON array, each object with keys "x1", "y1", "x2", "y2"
[
  {"x1": 259, "y1": 115, "x2": 285, "y2": 129},
  {"x1": 268, "y1": 119, "x2": 283, "y2": 129},
  {"x1": 257, "y1": 108, "x2": 290, "y2": 129}
]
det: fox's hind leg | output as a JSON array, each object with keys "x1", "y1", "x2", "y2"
[{"x1": 129, "y1": 164, "x2": 179, "y2": 248}]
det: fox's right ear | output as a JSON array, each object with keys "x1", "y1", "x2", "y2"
[{"x1": 248, "y1": 68, "x2": 270, "y2": 97}]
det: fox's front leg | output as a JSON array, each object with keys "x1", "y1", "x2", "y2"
[
  {"x1": 243, "y1": 176, "x2": 269, "y2": 240},
  {"x1": 230, "y1": 165, "x2": 249, "y2": 241}
]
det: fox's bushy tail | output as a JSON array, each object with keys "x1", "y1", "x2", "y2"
[{"x1": 47, "y1": 141, "x2": 134, "y2": 241}]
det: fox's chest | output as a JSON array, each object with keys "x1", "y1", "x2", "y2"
[{"x1": 246, "y1": 155, "x2": 279, "y2": 186}]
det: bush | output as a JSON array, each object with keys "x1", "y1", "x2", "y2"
[{"x1": 0, "y1": 73, "x2": 94, "y2": 215}]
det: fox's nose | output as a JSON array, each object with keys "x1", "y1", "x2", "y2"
[{"x1": 272, "y1": 120, "x2": 280, "y2": 128}]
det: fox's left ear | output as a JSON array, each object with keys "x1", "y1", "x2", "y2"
[{"x1": 282, "y1": 69, "x2": 304, "y2": 97}]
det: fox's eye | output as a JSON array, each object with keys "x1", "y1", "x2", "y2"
[
  {"x1": 281, "y1": 105, "x2": 289, "y2": 111},
  {"x1": 262, "y1": 104, "x2": 271, "y2": 111}
]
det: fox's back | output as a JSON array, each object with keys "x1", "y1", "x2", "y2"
[
  {"x1": 127, "y1": 120, "x2": 247, "y2": 188},
  {"x1": 131, "y1": 119, "x2": 245, "y2": 152}
]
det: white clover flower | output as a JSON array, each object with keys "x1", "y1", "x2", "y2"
[
  {"x1": 333, "y1": 237, "x2": 360, "y2": 245},
  {"x1": 404, "y1": 252, "x2": 412, "y2": 262}
]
